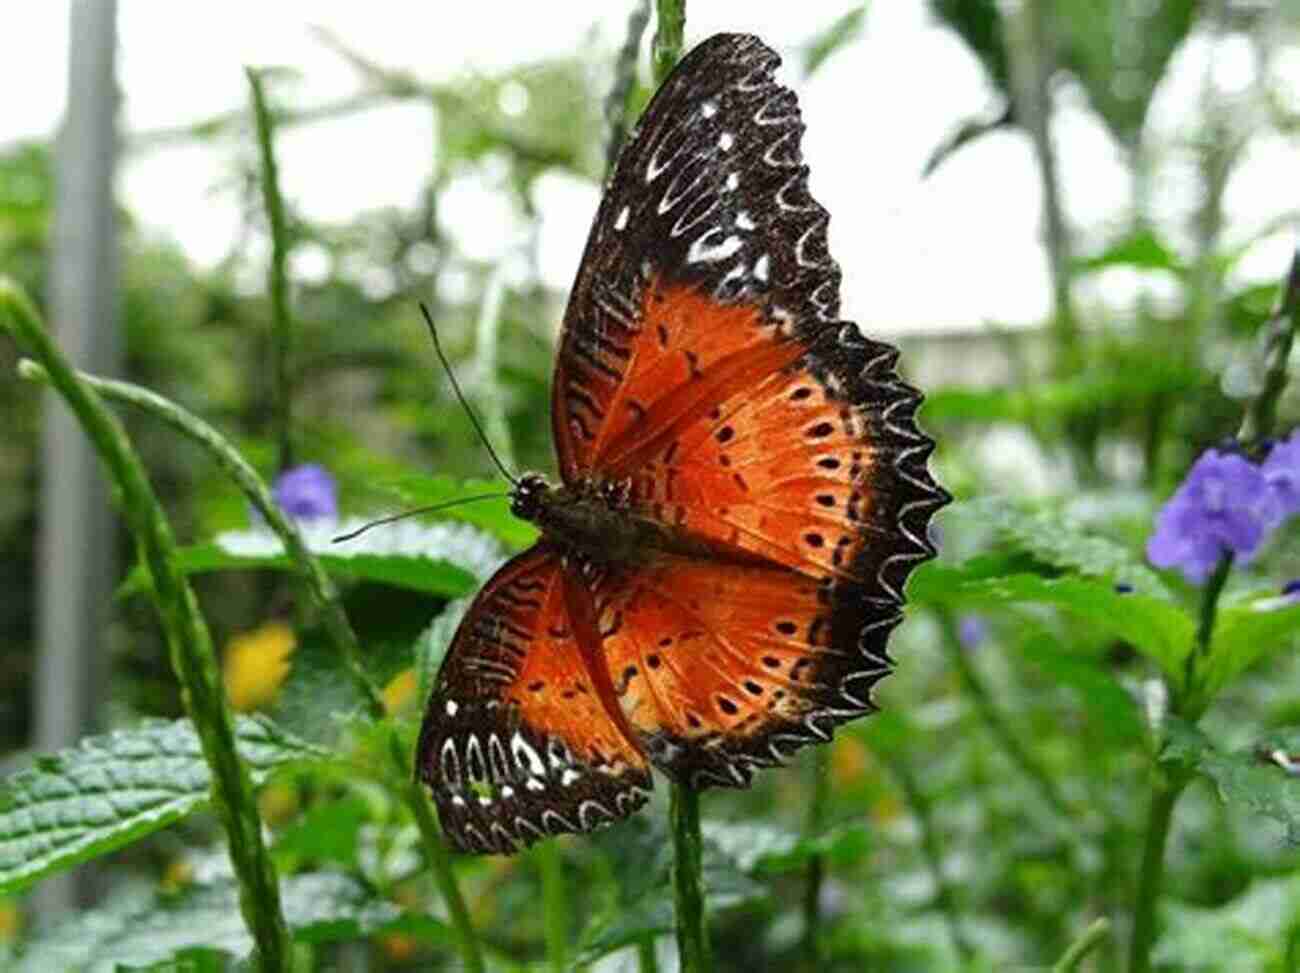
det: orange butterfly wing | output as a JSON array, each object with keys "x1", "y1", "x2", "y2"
[
  {"x1": 544, "y1": 34, "x2": 944, "y2": 780},
  {"x1": 416, "y1": 544, "x2": 651, "y2": 853},
  {"x1": 590, "y1": 555, "x2": 888, "y2": 788}
]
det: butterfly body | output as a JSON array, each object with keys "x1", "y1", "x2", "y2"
[{"x1": 418, "y1": 33, "x2": 949, "y2": 855}]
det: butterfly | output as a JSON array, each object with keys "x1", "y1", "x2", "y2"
[{"x1": 416, "y1": 33, "x2": 948, "y2": 854}]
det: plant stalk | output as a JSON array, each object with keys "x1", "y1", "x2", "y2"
[
  {"x1": 801, "y1": 747, "x2": 829, "y2": 965},
  {"x1": 537, "y1": 840, "x2": 567, "y2": 973},
  {"x1": 17, "y1": 356, "x2": 485, "y2": 973},
  {"x1": 1, "y1": 281, "x2": 294, "y2": 971},
  {"x1": 652, "y1": 0, "x2": 686, "y2": 87},
  {"x1": 671, "y1": 783, "x2": 711, "y2": 972},
  {"x1": 1053, "y1": 917, "x2": 1111, "y2": 973},
  {"x1": 606, "y1": 0, "x2": 651, "y2": 169},
  {"x1": 936, "y1": 609, "x2": 1071, "y2": 820},
  {"x1": 246, "y1": 67, "x2": 295, "y2": 474}
]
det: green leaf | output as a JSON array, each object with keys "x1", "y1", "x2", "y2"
[
  {"x1": 801, "y1": 5, "x2": 867, "y2": 77},
  {"x1": 122, "y1": 518, "x2": 506, "y2": 599},
  {"x1": 414, "y1": 598, "x2": 470, "y2": 709},
  {"x1": 13, "y1": 871, "x2": 446, "y2": 971},
  {"x1": 380, "y1": 474, "x2": 537, "y2": 548},
  {"x1": 1075, "y1": 227, "x2": 1183, "y2": 274},
  {"x1": 1203, "y1": 596, "x2": 1300, "y2": 696},
  {"x1": 0, "y1": 717, "x2": 326, "y2": 894},
  {"x1": 911, "y1": 564, "x2": 1193, "y2": 679},
  {"x1": 1154, "y1": 874, "x2": 1300, "y2": 971},
  {"x1": 954, "y1": 497, "x2": 1172, "y2": 598},
  {"x1": 1007, "y1": 610, "x2": 1144, "y2": 744},
  {"x1": 928, "y1": 0, "x2": 1010, "y2": 93},
  {"x1": 702, "y1": 819, "x2": 871, "y2": 875},
  {"x1": 1163, "y1": 720, "x2": 1300, "y2": 844},
  {"x1": 271, "y1": 796, "x2": 369, "y2": 868}
]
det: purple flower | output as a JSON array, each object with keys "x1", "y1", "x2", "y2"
[
  {"x1": 1262, "y1": 430, "x2": 1300, "y2": 518},
  {"x1": 957, "y1": 614, "x2": 988, "y2": 648},
  {"x1": 1146, "y1": 449, "x2": 1282, "y2": 584},
  {"x1": 272, "y1": 464, "x2": 337, "y2": 521}
]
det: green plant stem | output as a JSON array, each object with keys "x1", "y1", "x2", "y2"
[
  {"x1": 18, "y1": 356, "x2": 486, "y2": 973},
  {"x1": 879, "y1": 749, "x2": 972, "y2": 963},
  {"x1": 536, "y1": 840, "x2": 567, "y2": 973},
  {"x1": 246, "y1": 67, "x2": 295, "y2": 474},
  {"x1": 638, "y1": 936, "x2": 660, "y2": 973},
  {"x1": 1240, "y1": 244, "x2": 1300, "y2": 453},
  {"x1": 391, "y1": 733, "x2": 486, "y2": 973},
  {"x1": 652, "y1": 0, "x2": 685, "y2": 86},
  {"x1": 0, "y1": 282, "x2": 293, "y2": 972},
  {"x1": 936, "y1": 609, "x2": 1072, "y2": 820},
  {"x1": 606, "y1": 0, "x2": 651, "y2": 169},
  {"x1": 17, "y1": 359, "x2": 386, "y2": 720},
  {"x1": 671, "y1": 784, "x2": 711, "y2": 972},
  {"x1": 1126, "y1": 767, "x2": 1191, "y2": 973},
  {"x1": 801, "y1": 747, "x2": 829, "y2": 965},
  {"x1": 474, "y1": 264, "x2": 515, "y2": 472},
  {"x1": 1053, "y1": 917, "x2": 1111, "y2": 973}
]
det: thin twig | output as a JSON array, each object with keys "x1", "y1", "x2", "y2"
[
  {"x1": 936, "y1": 608, "x2": 1072, "y2": 820},
  {"x1": 246, "y1": 68, "x2": 295, "y2": 474},
  {"x1": 878, "y1": 747, "x2": 972, "y2": 963},
  {"x1": 17, "y1": 357, "x2": 486, "y2": 973},
  {"x1": 537, "y1": 840, "x2": 568, "y2": 972},
  {"x1": 671, "y1": 784, "x2": 711, "y2": 972},
  {"x1": 1053, "y1": 918, "x2": 1111, "y2": 973},
  {"x1": 801, "y1": 747, "x2": 829, "y2": 965},
  {"x1": 1240, "y1": 243, "x2": 1300, "y2": 453},
  {"x1": 606, "y1": 0, "x2": 651, "y2": 169},
  {"x1": 2, "y1": 282, "x2": 293, "y2": 971},
  {"x1": 652, "y1": 0, "x2": 686, "y2": 88}
]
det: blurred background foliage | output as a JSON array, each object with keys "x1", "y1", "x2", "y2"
[{"x1": 2, "y1": 1, "x2": 1300, "y2": 971}]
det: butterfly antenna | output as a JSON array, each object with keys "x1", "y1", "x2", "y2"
[
  {"x1": 332, "y1": 493, "x2": 510, "y2": 543},
  {"x1": 419, "y1": 302, "x2": 518, "y2": 486}
]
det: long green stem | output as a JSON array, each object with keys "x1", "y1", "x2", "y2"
[
  {"x1": 392, "y1": 733, "x2": 486, "y2": 973},
  {"x1": 1126, "y1": 767, "x2": 1191, "y2": 973},
  {"x1": 671, "y1": 784, "x2": 711, "y2": 972},
  {"x1": 536, "y1": 840, "x2": 567, "y2": 972},
  {"x1": 1240, "y1": 244, "x2": 1300, "y2": 453},
  {"x1": 246, "y1": 67, "x2": 295, "y2": 474},
  {"x1": 801, "y1": 747, "x2": 829, "y2": 965},
  {"x1": 606, "y1": 0, "x2": 651, "y2": 168},
  {"x1": 936, "y1": 609, "x2": 1072, "y2": 820},
  {"x1": 1, "y1": 282, "x2": 293, "y2": 971},
  {"x1": 18, "y1": 360, "x2": 385, "y2": 720},
  {"x1": 17, "y1": 356, "x2": 485, "y2": 973},
  {"x1": 652, "y1": 0, "x2": 685, "y2": 87},
  {"x1": 1053, "y1": 918, "x2": 1111, "y2": 973},
  {"x1": 879, "y1": 749, "x2": 971, "y2": 963}
]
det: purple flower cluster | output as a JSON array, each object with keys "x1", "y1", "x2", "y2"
[
  {"x1": 272, "y1": 464, "x2": 338, "y2": 521},
  {"x1": 1147, "y1": 430, "x2": 1300, "y2": 584}
]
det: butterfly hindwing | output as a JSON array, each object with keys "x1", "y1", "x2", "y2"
[
  {"x1": 591, "y1": 554, "x2": 890, "y2": 789},
  {"x1": 416, "y1": 545, "x2": 652, "y2": 853}
]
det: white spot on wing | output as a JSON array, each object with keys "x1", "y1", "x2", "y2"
[
  {"x1": 755, "y1": 254, "x2": 770, "y2": 282},
  {"x1": 688, "y1": 230, "x2": 743, "y2": 264},
  {"x1": 444, "y1": 700, "x2": 458, "y2": 717},
  {"x1": 735, "y1": 211, "x2": 755, "y2": 230},
  {"x1": 561, "y1": 768, "x2": 580, "y2": 786},
  {"x1": 701, "y1": 100, "x2": 717, "y2": 118},
  {"x1": 725, "y1": 173, "x2": 739, "y2": 191},
  {"x1": 614, "y1": 206, "x2": 629, "y2": 231},
  {"x1": 718, "y1": 132, "x2": 735, "y2": 151}
]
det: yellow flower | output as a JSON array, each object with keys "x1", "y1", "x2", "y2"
[
  {"x1": 831, "y1": 735, "x2": 868, "y2": 786},
  {"x1": 223, "y1": 621, "x2": 295, "y2": 711},
  {"x1": 0, "y1": 899, "x2": 20, "y2": 944},
  {"x1": 382, "y1": 668, "x2": 418, "y2": 715}
]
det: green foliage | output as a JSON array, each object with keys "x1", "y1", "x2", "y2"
[
  {"x1": 12, "y1": 871, "x2": 446, "y2": 971},
  {"x1": 801, "y1": 5, "x2": 868, "y2": 77},
  {"x1": 0, "y1": 718, "x2": 324, "y2": 894},
  {"x1": 1163, "y1": 720, "x2": 1300, "y2": 844}
]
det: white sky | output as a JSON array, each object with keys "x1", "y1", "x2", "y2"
[{"x1": 4, "y1": 2, "x2": 1297, "y2": 335}]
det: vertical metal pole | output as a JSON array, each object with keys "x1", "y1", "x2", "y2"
[{"x1": 34, "y1": 0, "x2": 119, "y2": 911}]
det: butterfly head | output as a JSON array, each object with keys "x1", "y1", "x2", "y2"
[{"x1": 510, "y1": 472, "x2": 550, "y2": 523}]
